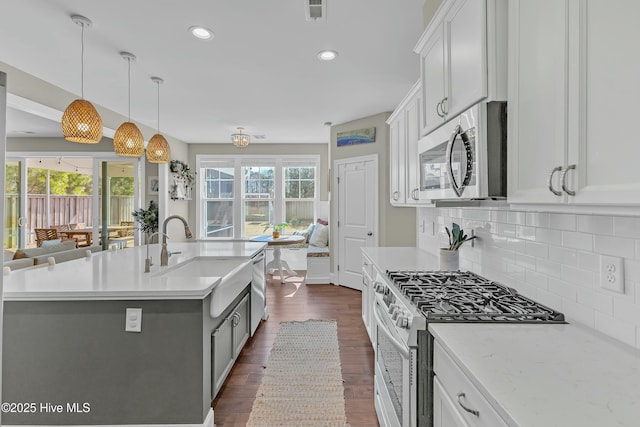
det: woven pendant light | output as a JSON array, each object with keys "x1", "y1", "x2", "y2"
[
  {"x1": 113, "y1": 52, "x2": 144, "y2": 157},
  {"x1": 62, "y1": 15, "x2": 103, "y2": 144},
  {"x1": 146, "y1": 77, "x2": 171, "y2": 163}
]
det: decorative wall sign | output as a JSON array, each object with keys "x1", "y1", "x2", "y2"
[{"x1": 337, "y1": 127, "x2": 376, "y2": 147}]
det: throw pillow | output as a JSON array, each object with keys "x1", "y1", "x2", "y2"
[
  {"x1": 40, "y1": 238, "x2": 62, "y2": 247},
  {"x1": 317, "y1": 218, "x2": 329, "y2": 226},
  {"x1": 4, "y1": 249, "x2": 15, "y2": 262},
  {"x1": 309, "y1": 223, "x2": 329, "y2": 247}
]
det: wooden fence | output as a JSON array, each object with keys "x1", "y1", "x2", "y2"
[{"x1": 4, "y1": 194, "x2": 134, "y2": 248}]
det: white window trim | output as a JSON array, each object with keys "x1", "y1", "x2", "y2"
[{"x1": 195, "y1": 154, "x2": 320, "y2": 240}]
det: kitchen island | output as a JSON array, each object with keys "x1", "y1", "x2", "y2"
[{"x1": 2, "y1": 241, "x2": 266, "y2": 427}]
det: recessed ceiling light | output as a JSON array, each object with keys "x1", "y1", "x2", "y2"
[
  {"x1": 189, "y1": 26, "x2": 214, "y2": 40},
  {"x1": 317, "y1": 50, "x2": 338, "y2": 61}
]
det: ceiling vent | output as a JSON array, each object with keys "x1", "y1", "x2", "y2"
[{"x1": 305, "y1": 0, "x2": 326, "y2": 21}]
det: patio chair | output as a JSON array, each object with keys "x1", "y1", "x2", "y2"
[{"x1": 34, "y1": 228, "x2": 77, "y2": 248}]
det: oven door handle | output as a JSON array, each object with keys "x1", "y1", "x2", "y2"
[{"x1": 373, "y1": 303, "x2": 410, "y2": 359}]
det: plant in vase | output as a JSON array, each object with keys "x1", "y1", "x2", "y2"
[
  {"x1": 440, "y1": 223, "x2": 476, "y2": 271},
  {"x1": 132, "y1": 200, "x2": 159, "y2": 243},
  {"x1": 264, "y1": 222, "x2": 289, "y2": 239}
]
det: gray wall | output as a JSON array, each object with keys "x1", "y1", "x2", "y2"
[
  {"x1": 331, "y1": 113, "x2": 416, "y2": 249},
  {"x1": 3, "y1": 299, "x2": 205, "y2": 425}
]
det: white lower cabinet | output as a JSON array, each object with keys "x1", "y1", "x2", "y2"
[
  {"x1": 211, "y1": 293, "x2": 250, "y2": 398},
  {"x1": 433, "y1": 341, "x2": 508, "y2": 427},
  {"x1": 361, "y1": 254, "x2": 374, "y2": 344}
]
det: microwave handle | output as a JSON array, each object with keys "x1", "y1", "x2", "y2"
[{"x1": 446, "y1": 124, "x2": 474, "y2": 197}]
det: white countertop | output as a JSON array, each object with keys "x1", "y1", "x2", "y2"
[
  {"x1": 429, "y1": 322, "x2": 640, "y2": 427},
  {"x1": 361, "y1": 246, "x2": 438, "y2": 272},
  {"x1": 3, "y1": 241, "x2": 267, "y2": 301}
]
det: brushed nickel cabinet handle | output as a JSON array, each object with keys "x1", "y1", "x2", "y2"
[
  {"x1": 441, "y1": 97, "x2": 448, "y2": 116},
  {"x1": 392, "y1": 191, "x2": 400, "y2": 201},
  {"x1": 456, "y1": 392, "x2": 480, "y2": 417},
  {"x1": 562, "y1": 164, "x2": 576, "y2": 196},
  {"x1": 411, "y1": 188, "x2": 419, "y2": 200},
  {"x1": 436, "y1": 101, "x2": 444, "y2": 118},
  {"x1": 548, "y1": 166, "x2": 563, "y2": 196}
]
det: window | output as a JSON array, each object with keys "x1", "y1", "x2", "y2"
[
  {"x1": 284, "y1": 166, "x2": 315, "y2": 232},
  {"x1": 197, "y1": 156, "x2": 319, "y2": 240},
  {"x1": 203, "y1": 164, "x2": 234, "y2": 238}
]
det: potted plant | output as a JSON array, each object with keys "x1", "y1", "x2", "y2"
[
  {"x1": 132, "y1": 200, "x2": 159, "y2": 243},
  {"x1": 264, "y1": 222, "x2": 289, "y2": 239},
  {"x1": 440, "y1": 222, "x2": 476, "y2": 271}
]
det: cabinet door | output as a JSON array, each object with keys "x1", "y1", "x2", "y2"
[
  {"x1": 507, "y1": 0, "x2": 569, "y2": 204},
  {"x1": 389, "y1": 115, "x2": 406, "y2": 205},
  {"x1": 233, "y1": 294, "x2": 250, "y2": 357},
  {"x1": 420, "y1": 21, "x2": 447, "y2": 136},
  {"x1": 567, "y1": 0, "x2": 640, "y2": 205},
  {"x1": 405, "y1": 89, "x2": 422, "y2": 205},
  {"x1": 212, "y1": 315, "x2": 234, "y2": 397},
  {"x1": 433, "y1": 377, "x2": 470, "y2": 427},
  {"x1": 446, "y1": 0, "x2": 486, "y2": 117}
]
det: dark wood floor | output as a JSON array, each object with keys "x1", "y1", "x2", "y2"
[{"x1": 212, "y1": 272, "x2": 379, "y2": 427}]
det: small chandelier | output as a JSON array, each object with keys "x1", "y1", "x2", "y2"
[
  {"x1": 113, "y1": 52, "x2": 144, "y2": 157},
  {"x1": 62, "y1": 15, "x2": 103, "y2": 144},
  {"x1": 231, "y1": 127, "x2": 250, "y2": 148},
  {"x1": 146, "y1": 77, "x2": 171, "y2": 163}
]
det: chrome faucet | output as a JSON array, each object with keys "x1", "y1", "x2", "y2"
[
  {"x1": 145, "y1": 231, "x2": 168, "y2": 273},
  {"x1": 160, "y1": 215, "x2": 193, "y2": 266}
]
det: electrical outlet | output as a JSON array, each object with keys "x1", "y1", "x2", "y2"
[
  {"x1": 599, "y1": 255, "x2": 624, "y2": 293},
  {"x1": 125, "y1": 308, "x2": 142, "y2": 332}
]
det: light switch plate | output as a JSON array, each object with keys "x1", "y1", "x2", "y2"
[
  {"x1": 599, "y1": 255, "x2": 624, "y2": 294},
  {"x1": 125, "y1": 308, "x2": 142, "y2": 332}
]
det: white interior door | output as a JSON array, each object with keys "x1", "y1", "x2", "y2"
[{"x1": 336, "y1": 155, "x2": 377, "y2": 290}]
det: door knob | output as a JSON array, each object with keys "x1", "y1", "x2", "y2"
[{"x1": 367, "y1": 232, "x2": 373, "y2": 236}]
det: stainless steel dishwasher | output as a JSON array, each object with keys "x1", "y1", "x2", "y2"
[{"x1": 250, "y1": 250, "x2": 267, "y2": 335}]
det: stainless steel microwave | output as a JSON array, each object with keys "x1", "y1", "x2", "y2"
[{"x1": 418, "y1": 101, "x2": 507, "y2": 202}]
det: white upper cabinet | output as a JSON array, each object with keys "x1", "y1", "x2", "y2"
[
  {"x1": 415, "y1": 0, "x2": 507, "y2": 137},
  {"x1": 387, "y1": 81, "x2": 426, "y2": 207},
  {"x1": 509, "y1": 0, "x2": 640, "y2": 210}
]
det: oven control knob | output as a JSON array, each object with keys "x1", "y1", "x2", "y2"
[
  {"x1": 388, "y1": 303, "x2": 398, "y2": 315},
  {"x1": 374, "y1": 282, "x2": 385, "y2": 293},
  {"x1": 396, "y1": 313, "x2": 411, "y2": 329}
]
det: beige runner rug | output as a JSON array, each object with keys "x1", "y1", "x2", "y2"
[{"x1": 247, "y1": 319, "x2": 350, "y2": 427}]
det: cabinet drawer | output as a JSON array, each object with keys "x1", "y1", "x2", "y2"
[{"x1": 433, "y1": 342, "x2": 508, "y2": 427}]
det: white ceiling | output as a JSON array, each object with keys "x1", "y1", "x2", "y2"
[{"x1": 0, "y1": 0, "x2": 426, "y2": 144}]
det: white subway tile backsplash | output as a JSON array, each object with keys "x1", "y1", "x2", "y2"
[
  {"x1": 577, "y1": 215, "x2": 614, "y2": 235},
  {"x1": 561, "y1": 265, "x2": 595, "y2": 288},
  {"x1": 548, "y1": 277, "x2": 578, "y2": 301},
  {"x1": 614, "y1": 217, "x2": 640, "y2": 239},
  {"x1": 594, "y1": 312, "x2": 637, "y2": 347},
  {"x1": 536, "y1": 258, "x2": 562, "y2": 277},
  {"x1": 416, "y1": 207, "x2": 640, "y2": 349},
  {"x1": 549, "y1": 213, "x2": 577, "y2": 231},
  {"x1": 593, "y1": 235, "x2": 636, "y2": 258},
  {"x1": 525, "y1": 212, "x2": 550, "y2": 228},
  {"x1": 613, "y1": 298, "x2": 640, "y2": 325},
  {"x1": 516, "y1": 225, "x2": 536, "y2": 240},
  {"x1": 562, "y1": 231, "x2": 593, "y2": 251},
  {"x1": 577, "y1": 288, "x2": 613, "y2": 315},
  {"x1": 535, "y1": 228, "x2": 563, "y2": 246},
  {"x1": 525, "y1": 270, "x2": 549, "y2": 289},
  {"x1": 525, "y1": 241, "x2": 549, "y2": 259},
  {"x1": 561, "y1": 300, "x2": 595, "y2": 327},
  {"x1": 577, "y1": 251, "x2": 600, "y2": 273},
  {"x1": 549, "y1": 246, "x2": 577, "y2": 266}
]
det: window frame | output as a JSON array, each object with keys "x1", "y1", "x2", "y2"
[{"x1": 196, "y1": 155, "x2": 320, "y2": 240}]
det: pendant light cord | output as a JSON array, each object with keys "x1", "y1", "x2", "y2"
[
  {"x1": 80, "y1": 24, "x2": 85, "y2": 99},
  {"x1": 156, "y1": 81, "x2": 161, "y2": 133},
  {"x1": 127, "y1": 58, "x2": 131, "y2": 121}
]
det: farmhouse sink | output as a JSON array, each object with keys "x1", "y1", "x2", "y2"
[{"x1": 155, "y1": 257, "x2": 253, "y2": 318}]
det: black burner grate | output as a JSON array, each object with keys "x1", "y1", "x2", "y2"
[{"x1": 386, "y1": 270, "x2": 565, "y2": 323}]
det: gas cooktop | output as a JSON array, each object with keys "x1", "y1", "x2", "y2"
[{"x1": 386, "y1": 270, "x2": 565, "y2": 323}]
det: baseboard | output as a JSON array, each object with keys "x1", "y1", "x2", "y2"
[{"x1": 4, "y1": 408, "x2": 215, "y2": 427}]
